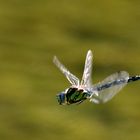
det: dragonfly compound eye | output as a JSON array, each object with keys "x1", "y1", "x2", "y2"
[{"x1": 56, "y1": 93, "x2": 66, "y2": 105}]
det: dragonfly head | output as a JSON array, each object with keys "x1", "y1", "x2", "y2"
[{"x1": 56, "y1": 92, "x2": 66, "y2": 105}]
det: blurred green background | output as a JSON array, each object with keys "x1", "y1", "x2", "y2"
[{"x1": 0, "y1": 0, "x2": 140, "y2": 140}]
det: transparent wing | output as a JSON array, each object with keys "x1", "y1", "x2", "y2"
[
  {"x1": 53, "y1": 56, "x2": 80, "y2": 86},
  {"x1": 90, "y1": 71, "x2": 129, "y2": 103},
  {"x1": 81, "y1": 50, "x2": 93, "y2": 87}
]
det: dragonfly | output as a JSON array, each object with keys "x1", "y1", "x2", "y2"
[{"x1": 53, "y1": 50, "x2": 140, "y2": 105}]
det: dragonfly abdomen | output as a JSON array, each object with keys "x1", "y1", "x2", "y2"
[{"x1": 128, "y1": 76, "x2": 140, "y2": 83}]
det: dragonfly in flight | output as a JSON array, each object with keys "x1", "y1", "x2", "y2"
[{"x1": 53, "y1": 50, "x2": 140, "y2": 105}]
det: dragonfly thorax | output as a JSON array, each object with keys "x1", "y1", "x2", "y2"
[
  {"x1": 56, "y1": 87, "x2": 92, "y2": 105},
  {"x1": 65, "y1": 87, "x2": 90, "y2": 105}
]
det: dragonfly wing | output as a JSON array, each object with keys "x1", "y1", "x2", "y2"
[
  {"x1": 90, "y1": 71, "x2": 129, "y2": 103},
  {"x1": 53, "y1": 56, "x2": 80, "y2": 86},
  {"x1": 81, "y1": 50, "x2": 93, "y2": 87}
]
